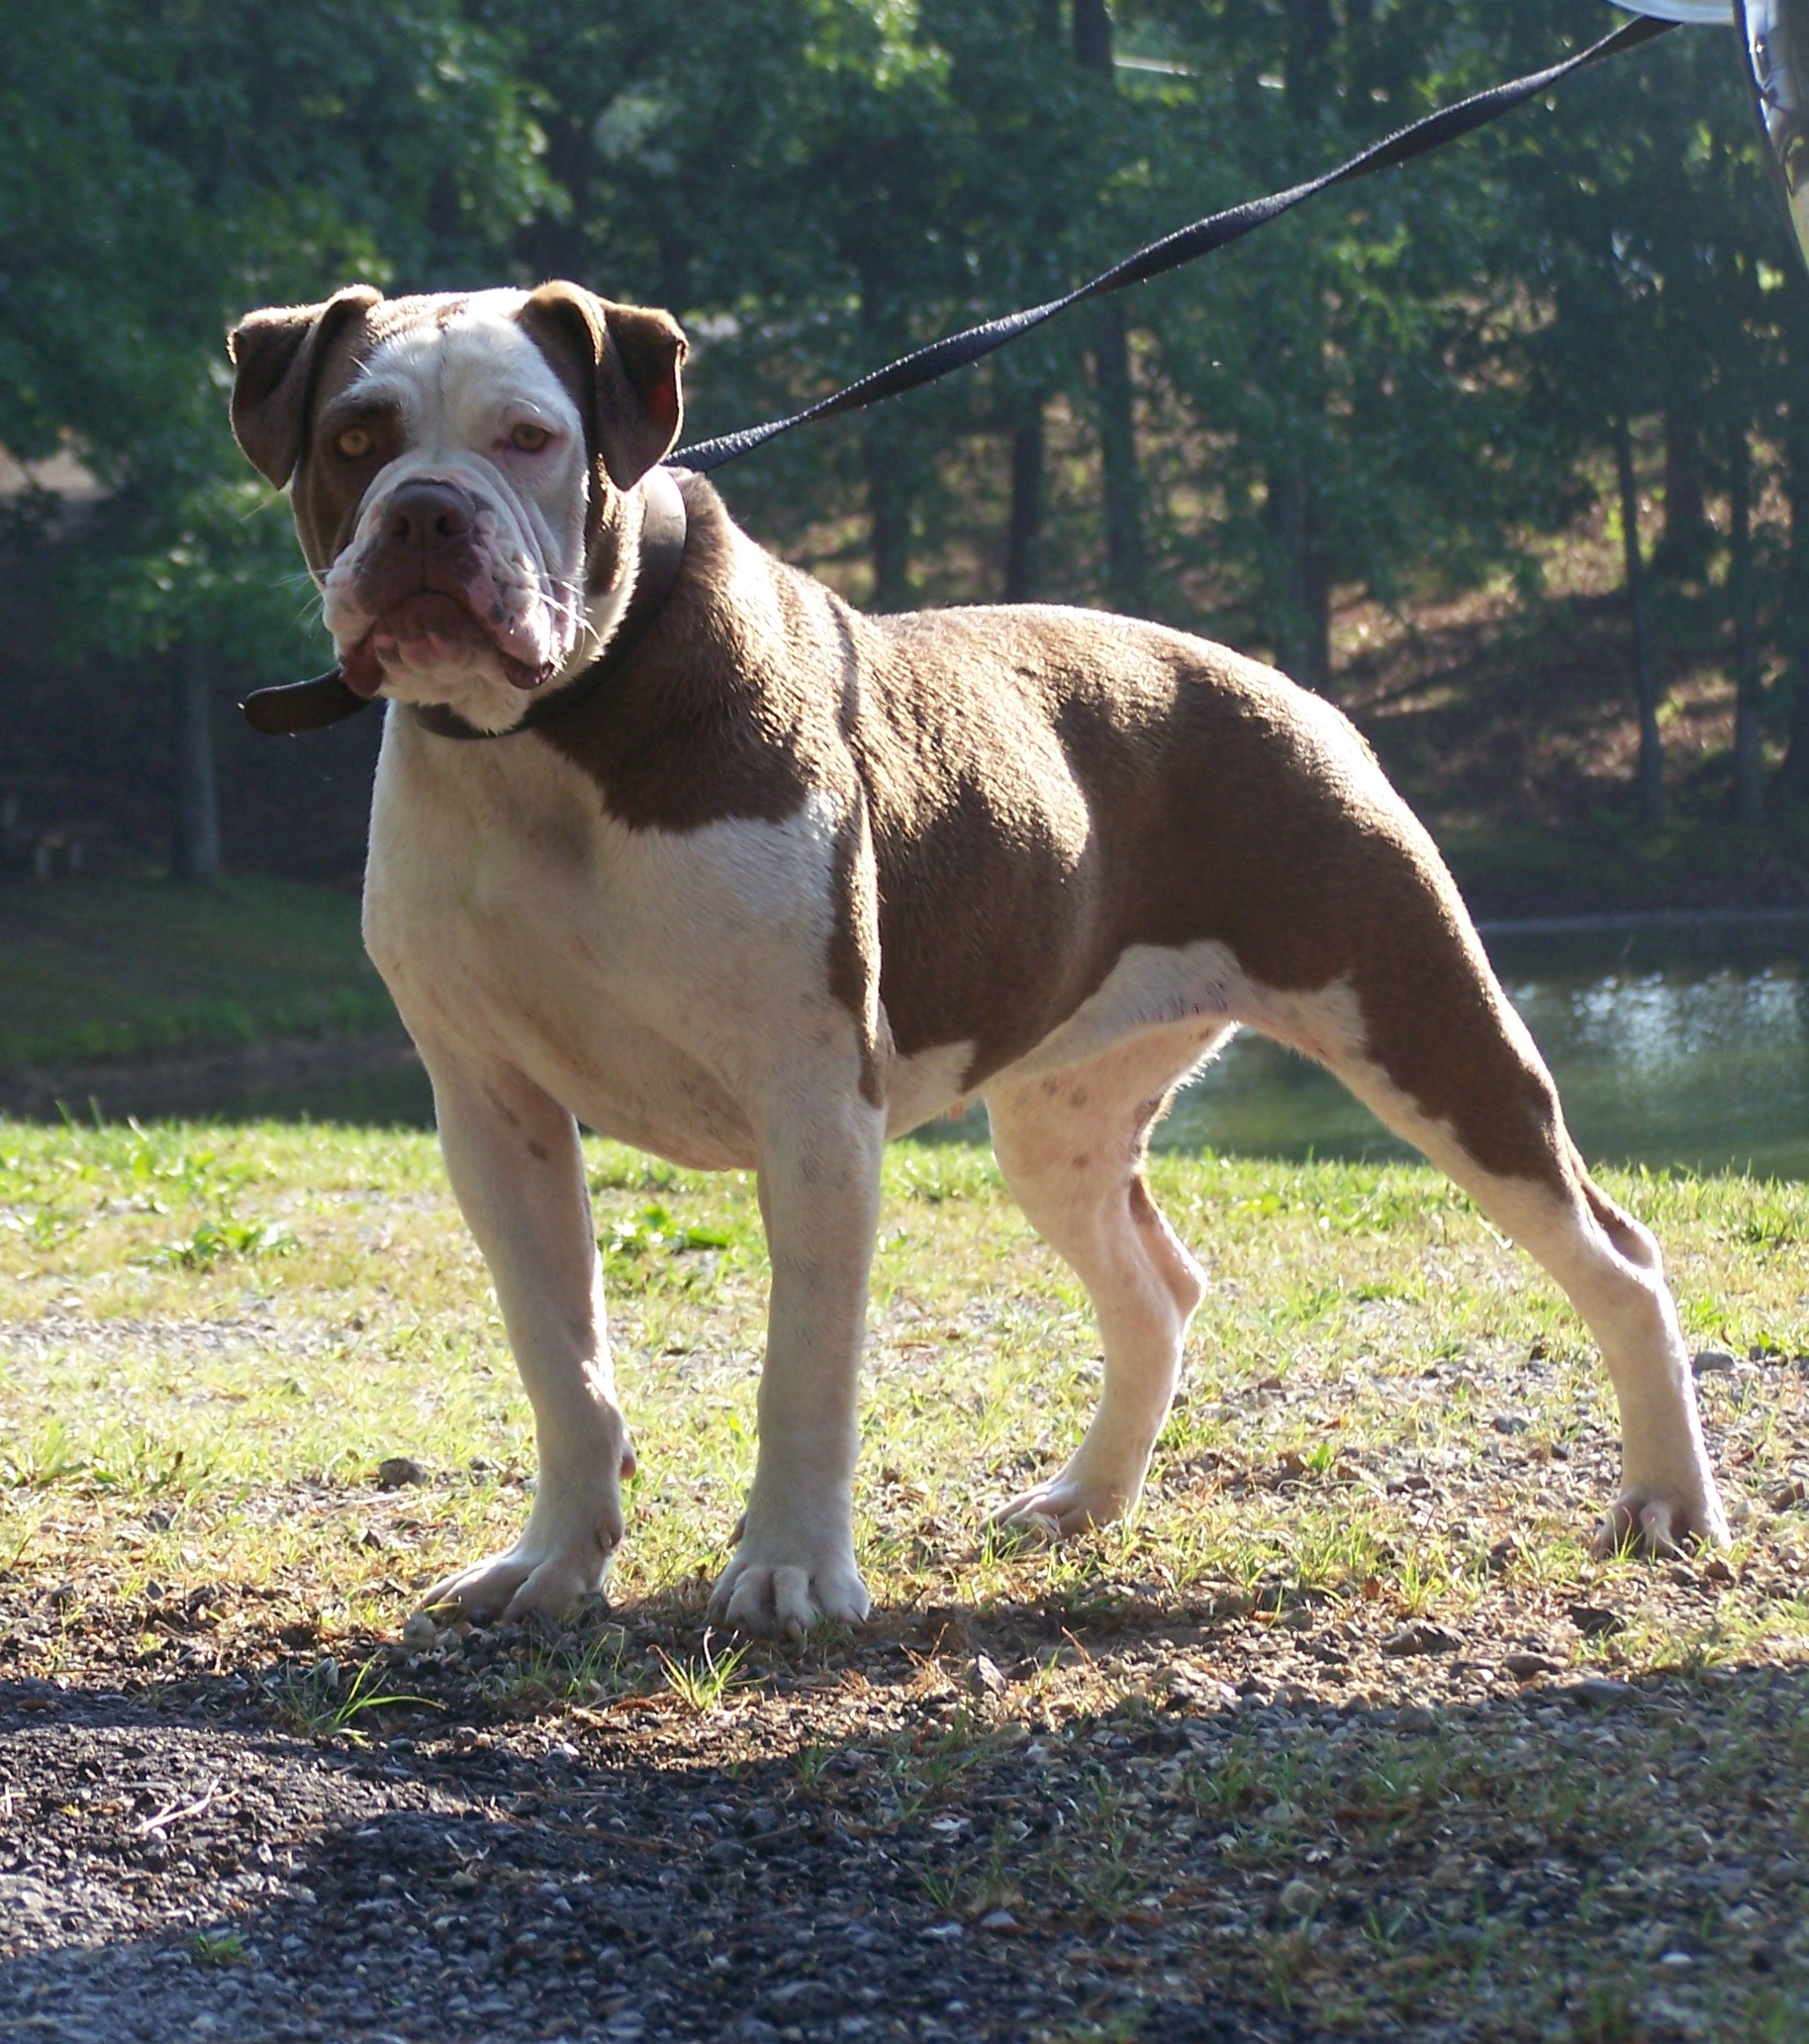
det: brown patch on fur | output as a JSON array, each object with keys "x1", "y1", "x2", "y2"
[
  {"x1": 540, "y1": 485, "x2": 839, "y2": 830},
  {"x1": 827, "y1": 796, "x2": 884, "y2": 1109},
  {"x1": 228, "y1": 286, "x2": 382, "y2": 490}
]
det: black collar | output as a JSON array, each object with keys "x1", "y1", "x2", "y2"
[{"x1": 239, "y1": 466, "x2": 690, "y2": 741}]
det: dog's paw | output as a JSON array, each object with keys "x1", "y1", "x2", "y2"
[
  {"x1": 1591, "y1": 1479, "x2": 1730, "y2": 1559},
  {"x1": 706, "y1": 1540, "x2": 870, "y2": 1640},
  {"x1": 986, "y1": 1471, "x2": 1131, "y2": 1543},
  {"x1": 420, "y1": 1539, "x2": 613, "y2": 1626},
  {"x1": 420, "y1": 1454, "x2": 628, "y2": 1625}
]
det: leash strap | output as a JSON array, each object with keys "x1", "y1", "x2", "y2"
[
  {"x1": 673, "y1": 15, "x2": 1675, "y2": 475},
  {"x1": 239, "y1": 466, "x2": 690, "y2": 740}
]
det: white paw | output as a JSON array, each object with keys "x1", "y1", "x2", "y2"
[
  {"x1": 987, "y1": 1470, "x2": 1132, "y2": 1542},
  {"x1": 422, "y1": 1447, "x2": 630, "y2": 1624},
  {"x1": 421, "y1": 1539, "x2": 612, "y2": 1625},
  {"x1": 1592, "y1": 1478, "x2": 1731, "y2": 1559},
  {"x1": 706, "y1": 1529, "x2": 870, "y2": 1640}
]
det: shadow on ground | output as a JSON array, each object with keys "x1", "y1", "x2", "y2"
[{"x1": 3, "y1": 1600, "x2": 1804, "y2": 2044}]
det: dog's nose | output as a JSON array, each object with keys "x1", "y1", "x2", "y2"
[{"x1": 382, "y1": 480, "x2": 474, "y2": 547}]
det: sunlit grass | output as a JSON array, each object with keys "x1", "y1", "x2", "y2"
[{"x1": 2, "y1": 1119, "x2": 1806, "y2": 1669}]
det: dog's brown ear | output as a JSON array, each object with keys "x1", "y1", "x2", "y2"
[
  {"x1": 520, "y1": 282, "x2": 688, "y2": 491},
  {"x1": 228, "y1": 285, "x2": 383, "y2": 488}
]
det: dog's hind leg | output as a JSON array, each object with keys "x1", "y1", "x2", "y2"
[
  {"x1": 983, "y1": 1023, "x2": 1223, "y2": 1539},
  {"x1": 1253, "y1": 870, "x2": 1729, "y2": 1557}
]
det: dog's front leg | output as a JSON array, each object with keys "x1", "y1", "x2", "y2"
[
  {"x1": 708, "y1": 1091, "x2": 884, "y2": 1638},
  {"x1": 417, "y1": 1056, "x2": 632, "y2": 1624}
]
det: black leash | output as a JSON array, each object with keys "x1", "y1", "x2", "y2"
[
  {"x1": 243, "y1": 13, "x2": 1674, "y2": 739},
  {"x1": 672, "y1": 15, "x2": 1675, "y2": 475}
]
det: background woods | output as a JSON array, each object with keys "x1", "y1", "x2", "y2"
[{"x1": 4, "y1": 0, "x2": 1809, "y2": 907}]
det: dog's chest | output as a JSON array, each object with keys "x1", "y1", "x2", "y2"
[{"x1": 363, "y1": 718, "x2": 847, "y2": 1166}]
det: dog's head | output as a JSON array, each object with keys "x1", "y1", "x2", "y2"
[{"x1": 229, "y1": 283, "x2": 687, "y2": 731}]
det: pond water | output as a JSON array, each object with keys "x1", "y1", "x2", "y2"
[
  {"x1": 1155, "y1": 914, "x2": 1809, "y2": 1180},
  {"x1": 135, "y1": 913, "x2": 1809, "y2": 1181}
]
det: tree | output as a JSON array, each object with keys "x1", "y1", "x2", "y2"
[{"x1": 0, "y1": 0, "x2": 552, "y2": 874}]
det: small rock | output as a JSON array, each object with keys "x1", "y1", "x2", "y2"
[
  {"x1": 1503, "y1": 1652, "x2": 1560, "y2": 1682},
  {"x1": 1766, "y1": 1479, "x2": 1806, "y2": 1512},
  {"x1": 1691, "y1": 1350, "x2": 1737, "y2": 1377},
  {"x1": 1568, "y1": 1604, "x2": 1624, "y2": 1639},
  {"x1": 920, "y1": 1921, "x2": 963, "y2": 1943},
  {"x1": 1700, "y1": 1556, "x2": 1736, "y2": 1587},
  {"x1": 970, "y1": 1653, "x2": 1006, "y2": 1698},
  {"x1": 399, "y1": 1612, "x2": 438, "y2": 1651},
  {"x1": 1278, "y1": 1878, "x2": 1321, "y2": 1916},
  {"x1": 1381, "y1": 1621, "x2": 1461, "y2": 1657},
  {"x1": 1659, "y1": 1950, "x2": 1694, "y2": 1968},
  {"x1": 979, "y1": 1908, "x2": 1019, "y2": 1935},
  {"x1": 376, "y1": 1456, "x2": 428, "y2": 1490},
  {"x1": 1565, "y1": 1678, "x2": 1633, "y2": 1709},
  {"x1": 1490, "y1": 1413, "x2": 1529, "y2": 1435},
  {"x1": 1485, "y1": 1537, "x2": 1522, "y2": 1576}
]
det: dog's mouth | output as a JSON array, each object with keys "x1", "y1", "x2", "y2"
[{"x1": 340, "y1": 591, "x2": 554, "y2": 698}]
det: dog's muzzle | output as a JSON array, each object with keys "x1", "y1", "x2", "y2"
[{"x1": 339, "y1": 477, "x2": 552, "y2": 696}]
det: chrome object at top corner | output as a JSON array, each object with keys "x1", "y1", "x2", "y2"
[
  {"x1": 1608, "y1": 1, "x2": 1809, "y2": 271},
  {"x1": 1605, "y1": 2, "x2": 1732, "y2": 21},
  {"x1": 1738, "y1": 0, "x2": 1809, "y2": 270}
]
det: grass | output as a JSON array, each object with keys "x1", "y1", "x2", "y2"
[
  {"x1": 0, "y1": 1119, "x2": 1803, "y2": 1630},
  {"x1": 0, "y1": 876, "x2": 396, "y2": 1070},
  {"x1": 1, "y1": 1119, "x2": 1805, "y2": 2037}
]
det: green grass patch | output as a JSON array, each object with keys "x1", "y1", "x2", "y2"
[{"x1": 0, "y1": 877, "x2": 396, "y2": 1069}]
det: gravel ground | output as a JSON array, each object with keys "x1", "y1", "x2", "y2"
[
  {"x1": 3, "y1": 1579, "x2": 1805, "y2": 2044},
  {"x1": 1, "y1": 1606, "x2": 1337, "y2": 2044}
]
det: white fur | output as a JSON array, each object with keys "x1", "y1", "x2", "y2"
[{"x1": 319, "y1": 292, "x2": 631, "y2": 734}]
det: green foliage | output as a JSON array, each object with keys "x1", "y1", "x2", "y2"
[{"x1": 6, "y1": 0, "x2": 1808, "y2": 838}]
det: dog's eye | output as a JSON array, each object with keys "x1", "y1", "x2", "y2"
[
  {"x1": 333, "y1": 426, "x2": 374, "y2": 459},
  {"x1": 510, "y1": 423, "x2": 551, "y2": 453}
]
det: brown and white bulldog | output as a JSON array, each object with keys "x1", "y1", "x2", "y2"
[{"x1": 228, "y1": 281, "x2": 1728, "y2": 1637}]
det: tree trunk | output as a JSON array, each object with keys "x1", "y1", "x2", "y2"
[
  {"x1": 1071, "y1": 0, "x2": 1112, "y2": 73},
  {"x1": 172, "y1": 638, "x2": 222, "y2": 886},
  {"x1": 1091, "y1": 303, "x2": 1146, "y2": 613},
  {"x1": 1728, "y1": 425, "x2": 1765, "y2": 827},
  {"x1": 1073, "y1": 0, "x2": 1147, "y2": 614},
  {"x1": 1005, "y1": 406, "x2": 1045, "y2": 603},
  {"x1": 1615, "y1": 416, "x2": 1666, "y2": 828},
  {"x1": 1779, "y1": 396, "x2": 1809, "y2": 805},
  {"x1": 1265, "y1": 457, "x2": 1331, "y2": 693},
  {"x1": 863, "y1": 413, "x2": 915, "y2": 613},
  {"x1": 1657, "y1": 406, "x2": 1711, "y2": 578},
  {"x1": 1283, "y1": 0, "x2": 1337, "y2": 109}
]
